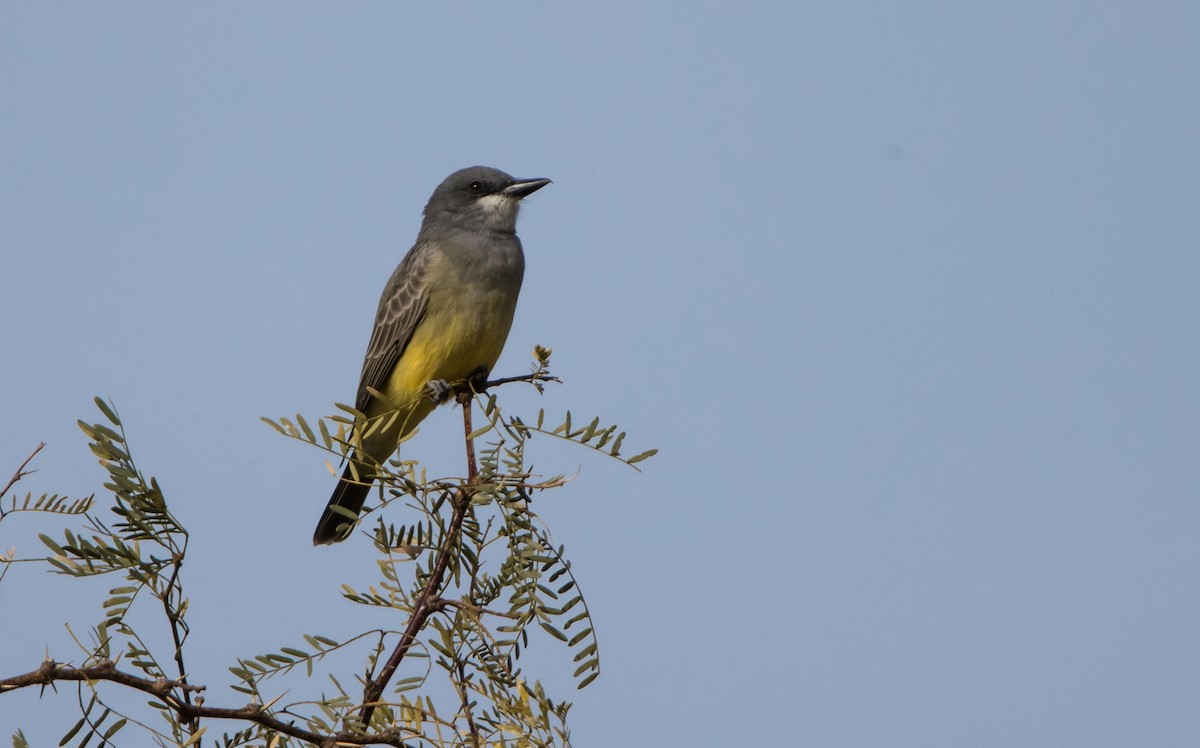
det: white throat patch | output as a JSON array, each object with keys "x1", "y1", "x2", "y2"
[{"x1": 476, "y1": 193, "x2": 519, "y2": 226}]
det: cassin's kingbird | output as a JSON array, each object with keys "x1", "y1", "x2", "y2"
[{"x1": 313, "y1": 166, "x2": 550, "y2": 545}]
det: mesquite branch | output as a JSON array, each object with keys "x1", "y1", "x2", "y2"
[
  {"x1": 359, "y1": 388, "x2": 480, "y2": 724},
  {"x1": 0, "y1": 660, "x2": 416, "y2": 748}
]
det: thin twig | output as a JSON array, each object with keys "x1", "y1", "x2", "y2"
[
  {"x1": 1, "y1": 442, "x2": 45, "y2": 500},
  {"x1": 162, "y1": 555, "x2": 194, "y2": 731},
  {"x1": 482, "y1": 372, "x2": 560, "y2": 390},
  {"x1": 439, "y1": 599, "x2": 519, "y2": 620},
  {"x1": 454, "y1": 656, "x2": 480, "y2": 747}
]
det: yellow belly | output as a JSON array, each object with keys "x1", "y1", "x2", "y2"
[{"x1": 359, "y1": 283, "x2": 518, "y2": 462}]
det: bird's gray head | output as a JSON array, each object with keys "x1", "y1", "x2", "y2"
[{"x1": 421, "y1": 166, "x2": 551, "y2": 235}]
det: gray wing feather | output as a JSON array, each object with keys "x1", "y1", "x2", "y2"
[{"x1": 355, "y1": 241, "x2": 434, "y2": 412}]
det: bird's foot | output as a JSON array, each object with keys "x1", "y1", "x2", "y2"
[
  {"x1": 467, "y1": 366, "x2": 490, "y2": 392},
  {"x1": 427, "y1": 368, "x2": 491, "y2": 405},
  {"x1": 425, "y1": 379, "x2": 454, "y2": 403},
  {"x1": 457, "y1": 367, "x2": 491, "y2": 404}
]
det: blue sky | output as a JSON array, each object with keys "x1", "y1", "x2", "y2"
[{"x1": 3, "y1": 3, "x2": 1199, "y2": 745}]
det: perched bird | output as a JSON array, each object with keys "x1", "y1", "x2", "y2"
[{"x1": 313, "y1": 166, "x2": 550, "y2": 545}]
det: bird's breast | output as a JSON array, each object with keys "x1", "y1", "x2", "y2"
[{"x1": 390, "y1": 239, "x2": 524, "y2": 393}]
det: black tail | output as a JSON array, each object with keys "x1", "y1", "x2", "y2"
[{"x1": 313, "y1": 464, "x2": 373, "y2": 545}]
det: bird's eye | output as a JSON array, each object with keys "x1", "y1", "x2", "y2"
[{"x1": 468, "y1": 181, "x2": 485, "y2": 194}]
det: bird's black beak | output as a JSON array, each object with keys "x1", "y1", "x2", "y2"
[{"x1": 503, "y1": 178, "x2": 552, "y2": 199}]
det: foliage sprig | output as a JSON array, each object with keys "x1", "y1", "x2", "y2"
[{"x1": 1, "y1": 350, "x2": 653, "y2": 747}]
